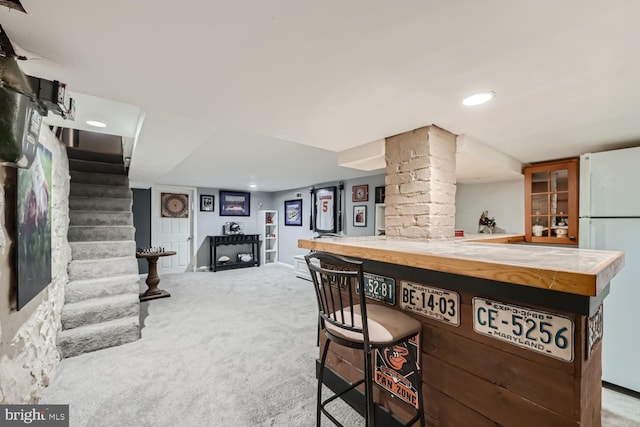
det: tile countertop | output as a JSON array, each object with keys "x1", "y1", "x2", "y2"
[{"x1": 298, "y1": 234, "x2": 625, "y2": 297}]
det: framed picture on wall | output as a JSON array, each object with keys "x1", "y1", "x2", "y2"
[
  {"x1": 17, "y1": 143, "x2": 52, "y2": 309},
  {"x1": 200, "y1": 194, "x2": 214, "y2": 212},
  {"x1": 375, "y1": 186, "x2": 386, "y2": 204},
  {"x1": 220, "y1": 190, "x2": 250, "y2": 216},
  {"x1": 284, "y1": 199, "x2": 303, "y2": 226},
  {"x1": 161, "y1": 192, "x2": 189, "y2": 218},
  {"x1": 352, "y1": 184, "x2": 369, "y2": 202},
  {"x1": 314, "y1": 186, "x2": 337, "y2": 233},
  {"x1": 353, "y1": 205, "x2": 367, "y2": 227}
]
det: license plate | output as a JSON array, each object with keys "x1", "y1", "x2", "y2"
[
  {"x1": 360, "y1": 273, "x2": 396, "y2": 305},
  {"x1": 400, "y1": 281, "x2": 460, "y2": 326},
  {"x1": 472, "y1": 298, "x2": 574, "y2": 362}
]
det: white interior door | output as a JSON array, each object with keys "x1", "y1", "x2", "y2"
[{"x1": 151, "y1": 185, "x2": 196, "y2": 274}]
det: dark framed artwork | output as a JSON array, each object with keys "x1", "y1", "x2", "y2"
[
  {"x1": 353, "y1": 205, "x2": 367, "y2": 227},
  {"x1": 314, "y1": 186, "x2": 337, "y2": 233},
  {"x1": 284, "y1": 199, "x2": 303, "y2": 226},
  {"x1": 375, "y1": 186, "x2": 386, "y2": 204},
  {"x1": 161, "y1": 192, "x2": 189, "y2": 218},
  {"x1": 17, "y1": 143, "x2": 52, "y2": 309},
  {"x1": 200, "y1": 194, "x2": 214, "y2": 212},
  {"x1": 352, "y1": 184, "x2": 369, "y2": 202},
  {"x1": 220, "y1": 190, "x2": 251, "y2": 216}
]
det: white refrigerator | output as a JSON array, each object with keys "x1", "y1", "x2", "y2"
[{"x1": 579, "y1": 146, "x2": 640, "y2": 393}]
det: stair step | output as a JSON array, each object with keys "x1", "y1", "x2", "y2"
[
  {"x1": 62, "y1": 293, "x2": 139, "y2": 330},
  {"x1": 68, "y1": 256, "x2": 139, "y2": 281},
  {"x1": 70, "y1": 183, "x2": 132, "y2": 198},
  {"x1": 68, "y1": 225, "x2": 135, "y2": 242},
  {"x1": 69, "y1": 159, "x2": 126, "y2": 175},
  {"x1": 71, "y1": 170, "x2": 129, "y2": 186},
  {"x1": 70, "y1": 240, "x2": 136, "y2": 260},
  {"x1": 65, "y1": 274, "x2": 141, "y2": 304},
  {"x1": 66, "y1": 147, "x2": 123, "y2": 164},
  {"x1": 58, "y1": 316, "x2": 140, "y2": 358},
  {"x1": 69, "y1": 197, "x2": 132, "y2": 212},
  {"x1": 70, "y1": 211, "x2": 132, "y2": 226}
]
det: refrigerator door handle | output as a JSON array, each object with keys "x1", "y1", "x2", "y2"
[{"x1": 579, "y1": 153, "x2": 591, "y2": 218}]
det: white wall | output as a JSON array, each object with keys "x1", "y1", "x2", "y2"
[{"x1": 455, "y1": 179, "x2": 524, "y2": 234}]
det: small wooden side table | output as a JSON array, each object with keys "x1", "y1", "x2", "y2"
[{"x1": 136, "y1": 251, "x2": 176, "y2": 301}]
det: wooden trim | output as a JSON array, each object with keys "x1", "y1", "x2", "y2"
[
  {"x1": 298, "y1": 238, "x2": 623, "y2": 297},
  {"x1": 467, "y1": 235, "x2": 526, "y2": 244}
]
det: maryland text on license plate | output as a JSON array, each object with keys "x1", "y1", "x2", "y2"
[
  {"x1": 472, "y1": 297, "x2": 574, "y2": 362},
  {"x1": 360, "y1": 273, "x2": 396, "y2": 305},
  {"x1": 400, "y1": 281, "x2": 460, "y2": 326}
]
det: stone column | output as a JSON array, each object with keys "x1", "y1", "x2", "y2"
[{"x1": 385, "y1": 125, "x2": 456, "y2": 240}]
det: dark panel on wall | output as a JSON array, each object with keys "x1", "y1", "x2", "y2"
[{"x1": 132, "y1": 188, "x2": 151, "y2": 274}]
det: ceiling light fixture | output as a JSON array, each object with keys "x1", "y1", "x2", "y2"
[
  {"x1": 86, "y1": 120, "x2": 107, "y2": 128},
  {"x1": 249, "y1": 184, "x2": 257, "y2": 189},
  {"x1": 462, "y1": 91, "x2": 495, "y2": 106}
]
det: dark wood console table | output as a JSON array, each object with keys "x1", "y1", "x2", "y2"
[
  {"x1": 209, "y1": 234, "x2": 261, "y2": 272},
  {"x1": 136, "y1": 251, "x2": 176, "y2": 301}
]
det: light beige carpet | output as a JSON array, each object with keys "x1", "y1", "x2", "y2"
[{"x1": 40, "y1": 264, "x2": 639, "y2": 426}]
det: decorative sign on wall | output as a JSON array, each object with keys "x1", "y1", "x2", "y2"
[
  {"x1": 374, "y1": 334, "x2": 420, "y2": 409},
  {"x1": 161, "y1": 192, "x2": 189, "y2": 218},
  {"x1": 472, "y1": 297, "x2": 574, "y2": 362},
  {"x1": 400, "y1": 281, "x2": 460, "y2": 326},
  {"x1": 17, "y1": 144, "x2": 52, "y2": 309}
]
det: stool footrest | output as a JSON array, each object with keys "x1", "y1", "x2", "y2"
[{"x1": 320, "y1": 378, "x2": 366, "y2": 427}]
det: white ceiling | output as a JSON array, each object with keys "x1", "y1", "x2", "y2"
[{"x1": 2, "y1": 1, "x2": 640, "y2": 191}]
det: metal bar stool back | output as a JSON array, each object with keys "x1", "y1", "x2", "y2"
[{"x1": 305, "y1": 252, "x2": 425, "y2": 427}]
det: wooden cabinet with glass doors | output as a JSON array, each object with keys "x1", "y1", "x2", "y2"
[{"x1": 524, "y1": 158, "x2": 579, "y2": 244}]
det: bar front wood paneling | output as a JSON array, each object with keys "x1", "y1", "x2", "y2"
[{"x1": 300, "y1": 236, "x2": 623, "y2": 427}]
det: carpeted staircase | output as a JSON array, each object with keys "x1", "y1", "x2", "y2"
[{"x1": 58, "y1": 150, "x2": 141, "y2": 358}]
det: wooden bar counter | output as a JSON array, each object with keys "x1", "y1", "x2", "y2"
[{"x1": 299, "y1": 235, "x2": 624, "y2": 427}]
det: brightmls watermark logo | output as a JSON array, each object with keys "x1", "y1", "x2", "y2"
[{"x1": 1, "y1": 405, "x2": 68, "y2": 426}]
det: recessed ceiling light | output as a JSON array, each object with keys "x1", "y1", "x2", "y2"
[
  {"x1": 462, "y1": 91, "x2": 495, "y2": 106},
  {"x1": 249, "y1": 184, "x2": 257, "y2": 189},
  {"x1": 86, "y1": 120, "x2": 107, "y2": 128}
]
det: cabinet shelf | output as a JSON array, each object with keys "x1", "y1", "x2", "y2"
[
  {"x1": 260, "y1": 210, "x2": 278, "y2": 264},
  {"x1": 524, "y1": 158, "x2": 578, "y2": 245}
]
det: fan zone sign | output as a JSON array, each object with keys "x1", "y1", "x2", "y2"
[{"x1": 374, "y1": 334, "x2": 420, "y2": 409}]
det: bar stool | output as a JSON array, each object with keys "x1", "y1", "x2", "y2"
[{"x1": 305, "y1": 252, "x2": 425, "y2": 427}]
